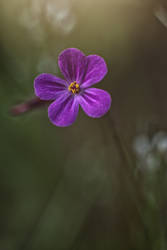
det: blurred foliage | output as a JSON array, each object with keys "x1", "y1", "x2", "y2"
[{"x1": 1, "y1": 0, "x2": 167, "y2": 249}]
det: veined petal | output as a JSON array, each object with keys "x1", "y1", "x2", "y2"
[
  {"x1": 58, "y1": 48, "x2": 86, "y2": 84},
  {"x1": 34, "y1": 73, "x2": 67, "y2": 100},
  {"x1": 78, "y1": 88, "x2": 111, "y2": 118},
  {"x1": 48, "y1": 95, "x2": 79, "y2": 127},
  {"x1": 81, "y1": 55, "x2": 108, "y2": 88}
]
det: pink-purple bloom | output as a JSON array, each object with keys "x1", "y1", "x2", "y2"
[{"x1": 34, "y1": 48, "x2": 111, "y2": 127}]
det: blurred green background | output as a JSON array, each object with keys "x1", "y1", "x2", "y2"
[{"x1": 1, "y1": 0, "x2": 167, "y2": 249}]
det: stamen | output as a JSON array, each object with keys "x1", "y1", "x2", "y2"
[{"x1": 68, "y1": 81, "x2": 80, "y2": 94}]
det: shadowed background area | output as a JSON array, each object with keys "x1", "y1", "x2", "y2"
[{"x1": 1, "y1": 0, "x2": 167, "y2": 249}]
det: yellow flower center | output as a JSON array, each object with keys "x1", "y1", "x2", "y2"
[{"x1": 68, "y1": 81, "x2": 80, "y2": 94}]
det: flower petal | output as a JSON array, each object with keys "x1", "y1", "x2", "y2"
[
  {"x1": 78, "y1": 88, "x2": 111, "y2": 118},
  {"x1": 48, "y1": 95, "x2": 79, "y2": 127},
  {"x1": 34, "y1": 73, "x2": 67, "y2": 100},
  {"x1": 81, "y1": 55, "x2": 108, "y2": 88},
  {"x1": 58, "y1": 48, "x2": 86, "y2": 83}
]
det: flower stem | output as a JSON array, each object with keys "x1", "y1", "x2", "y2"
[
  {"x1": 10, "y1": 97, "x2": 50, "y2": 116},
  {"x1": 107, "y1": 113, "x2": 151, "y2": 247}
]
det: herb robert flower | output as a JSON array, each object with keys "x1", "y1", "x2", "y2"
[{"x1": 34, "y1": 48, "x2": 111, "y2": 127}]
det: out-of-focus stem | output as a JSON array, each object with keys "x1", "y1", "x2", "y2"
[{"x1": 10, "y1": 97, "x2": 50, "y2": 116}]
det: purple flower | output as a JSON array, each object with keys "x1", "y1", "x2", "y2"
[{"x1": 34, "y1": 48, "x2": 111, "y2": 127}]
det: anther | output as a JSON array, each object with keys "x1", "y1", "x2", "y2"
[{"x1": 68, "y1": 81, "x2": 80, "y2": 94}]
